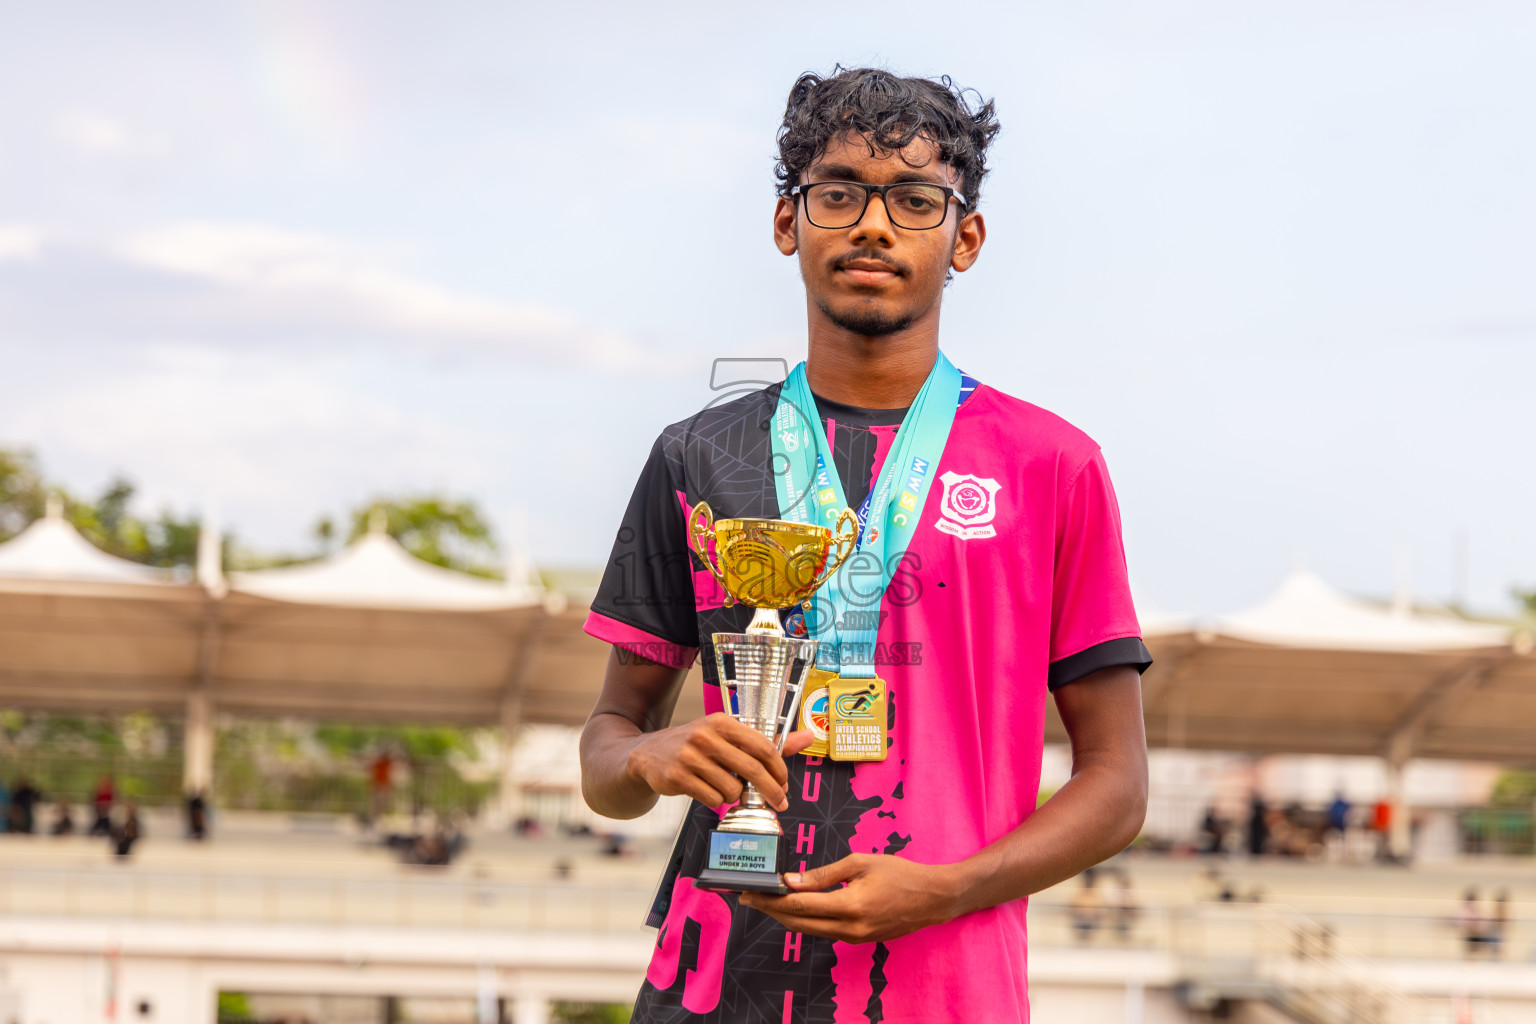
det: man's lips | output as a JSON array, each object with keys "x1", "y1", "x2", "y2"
[{"x1": 834, "y1": 257, "x2": 903, "y2": 285}]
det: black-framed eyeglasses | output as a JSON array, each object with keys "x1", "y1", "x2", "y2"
[{"x1": 790, "y1": 180, "x2": 967, "y2": 231}]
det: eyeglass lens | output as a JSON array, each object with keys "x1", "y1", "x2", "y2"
[{"x1": 803, "y1": 183, "x2": 951, "y2": 230}]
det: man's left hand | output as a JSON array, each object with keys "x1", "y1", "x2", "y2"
[{"x1": 738, "y1": 854, "x2": 964, "y2": 943}]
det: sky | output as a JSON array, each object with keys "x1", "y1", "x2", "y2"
[{"x1": 2, "y1": 2, "x2": 1533, "y2": 617}]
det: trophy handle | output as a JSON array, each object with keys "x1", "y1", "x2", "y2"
[
  {"x1": 688, "y1": 501, "x2": 730, "y2": 602},
  {"x1": 809, "y1": 507, "x2": 859, "y2": 591}
]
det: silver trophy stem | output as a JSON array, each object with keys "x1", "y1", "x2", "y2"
[
  {"x1": 713, "y1": 628, "x2": 816, "y2": 835},
  {"x1": 745, "y1": 605, "x2": 785, "y2": 636}
]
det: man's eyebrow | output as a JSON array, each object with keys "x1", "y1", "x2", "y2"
[{"x1": 807, "y1": 163, "x2": 951, "y2": 186}]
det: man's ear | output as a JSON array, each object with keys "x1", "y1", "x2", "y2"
[
  {"x1": 950, "y1": 211, "x2": 986, "y2": 273},
  {"x1": 773, "y1": 196, "x2": 798, "y2": 256}
]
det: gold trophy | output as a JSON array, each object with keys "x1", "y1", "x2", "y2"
[{"x1": 688, "y1": 501, "x2": 856, "y2": 893}]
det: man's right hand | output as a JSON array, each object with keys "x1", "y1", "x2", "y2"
[{"x1": 626, "y1": 713, "x2": 812, "y2": 811}]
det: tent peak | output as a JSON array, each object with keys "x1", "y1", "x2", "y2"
[
  {"x1": 230, "y1": 529, "x2": 542, "y2": 611},
  {"x1": 1219, "y1": 569, "x2": 1509, "y2": 653},
  {"x1": 0, "y1": 515, "x2": 173, "y2": 586}
]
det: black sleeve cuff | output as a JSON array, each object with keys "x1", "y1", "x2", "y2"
[{"x1": 1048, "y1": 637, "x2": 1153, "y2": 692}]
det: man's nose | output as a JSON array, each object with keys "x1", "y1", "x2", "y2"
[{"x1": 848, "y1": 192, "x2": 896, "y2": 246}]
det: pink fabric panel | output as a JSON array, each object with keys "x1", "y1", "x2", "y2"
[
  {"x1": 1050, "y1": 450, "x2": 1142, "y2": 661},
  {"x1": 645, "y1": 876, "x2": 732, "y2": 1013},
  {"x1": 582, "y1": 610, "x2": 698, "y2": 670},
  {"x1": 867, "y1": 423, "x2": 899, "y2": 495},
  {"x1": 818, "y1": 384, "x2": 1139, "y2": 1023}
]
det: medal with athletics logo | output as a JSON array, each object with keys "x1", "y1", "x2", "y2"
[
  {"x1": 797, "y1": 667, "x2": 835, "y2": 757},
  {"x1": 828, "y1": 676, "x2": 888, "y2": 762}
]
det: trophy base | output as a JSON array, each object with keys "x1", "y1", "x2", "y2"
[
  {"x1": 694, "y1": 828, "x2": 787, "y2": 895},
  {"x1": 697, "y1": 866, "x2": 789, "y2": 895}
]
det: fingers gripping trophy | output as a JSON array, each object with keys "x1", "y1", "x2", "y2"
[{"x1": 688, "y1": 501, "x2": 857, "y2": 894}]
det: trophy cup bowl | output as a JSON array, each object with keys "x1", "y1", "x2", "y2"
[
  {"x1": 688, "y1": 501, "x2": 856, "y2": 894},
  {"x1": 688, "y1": 502, "x2": 858, "y2": 637}
]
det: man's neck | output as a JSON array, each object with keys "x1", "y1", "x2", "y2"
[{"x1": 802, "y1": 310, "x2": 940, "y2": 409}]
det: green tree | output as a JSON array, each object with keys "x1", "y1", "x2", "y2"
[
  {"x1": 0, "y1": 447, "x2": 47, "y2": 541},
  {"x1": 216, "y1": 992, "x2": 254, "y2": 1021},
  {"x1": 552, "y1": 1002, "x2": 633, "y2": 1024},
  {"x1": 338, "y1": 495, "x2": 501, "y2": 576},
  {"x1": 1491, "y1": 770, "x2": 1536, "y2": 808},
  {"x1": 65, "y1": 475, "x2": 202, "y2": 569}
]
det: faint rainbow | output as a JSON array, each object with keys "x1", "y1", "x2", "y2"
[{"x1": 241, "y1": 1, "x2": 364, "y2": 145}]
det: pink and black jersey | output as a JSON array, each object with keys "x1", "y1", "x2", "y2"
[{"x1": 586, "y1": 378, "x2": 1149, "y2": 1024}]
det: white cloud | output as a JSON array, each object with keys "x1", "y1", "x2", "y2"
[
  {"x1": 0, "y1": 225, "x2": 40, "y2": 261},
  {"x1": 3, "y1": 221, "x2": 648, "y2": 368},
  {"x1": 122, "y1": 222, "x2": 609, "y2": 345},
  {"x1": 53, "y1": 112, "x2": 133, "y2": 155},
  {"x1": 5, "y1": 346, "x2": 497, "y2": 533}
]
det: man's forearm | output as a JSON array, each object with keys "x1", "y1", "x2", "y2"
[
  {"x1": 944, "y1": 666, "x2": 1147, "y2": 915},
  {"x1": 944, "y1": 757, "x2": 1146, "y2": 916},
  {"x1": 579, "y1": 712, "x2": 659, "y2": 819}
]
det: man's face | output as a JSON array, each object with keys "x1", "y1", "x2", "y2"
[{"x1": 773, "y1": 132, "x2": 984, "y2": 338}]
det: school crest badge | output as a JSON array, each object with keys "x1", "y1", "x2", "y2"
[{"x1": 935, "y1": 471, "x2": 1000, "y2": 540}]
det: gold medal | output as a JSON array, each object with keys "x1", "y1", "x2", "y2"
[
  {"x1": 797, "y1": 668, "x2": 836, "y2": 757},
  {"x1": 828, "y1": 676, "x2": 888, "y2": 762}
]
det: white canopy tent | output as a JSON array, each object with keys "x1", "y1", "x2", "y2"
[
  {"x1": 0, "y1": 510, "x2": 654, "y2": 798},
  {"x1": 0, "y1": 503, "x2": 207, "y2": 719},
  {"x1": 1044, "y1": 570, "x2": 1525, "y2": 856},
  {"x1": 228, "y1": 529, "x2": 543, "y2": 611},
  {"x1": 0, "y1": 500, "x2": 177, "y2": 586},
  {"x1": 2, "y1": 511, "x2": 1524, "y2": 836},
  {"x1": 1215, "y1": 570, "x2": 1510, "y2": 652}
]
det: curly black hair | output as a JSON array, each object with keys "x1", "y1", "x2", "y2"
[{"x1": 775, "y1": 67, "x2": 1001, "y2": 210}]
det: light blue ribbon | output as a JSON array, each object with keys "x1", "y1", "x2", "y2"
[{"x1": 770, "y1": 353, "x2": 962, "y2": 676}]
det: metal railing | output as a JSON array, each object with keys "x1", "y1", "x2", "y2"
[
  {"x1": 0, "y1": 863, "x2": 656, "y2": 933},
  {"x1": 1029, "y1": 890, "x2": 1534, "y2": 963},
  {"x1": 1028, "y1": 900, "x2": 1525, "y2": 1024}
]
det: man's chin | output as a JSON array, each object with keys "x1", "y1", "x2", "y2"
[{"x1": 819, "y1": 300, "x2": 915, "y2": 339}]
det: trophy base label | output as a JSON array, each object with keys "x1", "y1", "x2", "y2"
[
  {"x1": 829, "y1": 676, "x2": 888, "y2": 761},
  {"x1": 706, "y1": 831, "x2": 780, "y2": 875}
]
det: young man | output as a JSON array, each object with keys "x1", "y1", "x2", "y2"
[{"x1": 580, "y1": 68, "x2": 1150, "y2": 1024}]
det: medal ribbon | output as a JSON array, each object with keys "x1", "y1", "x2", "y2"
[{"x1": 771, "y1": 352, "x2": 962, "y2": 676}]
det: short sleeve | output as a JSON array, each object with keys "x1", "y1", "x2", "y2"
[
  {"x1": 585, "y1": 435, "x2": 701, "y2": 669},
  {"x1": 1049, "y1": 449, "x2": 1151, "y2": 690}
]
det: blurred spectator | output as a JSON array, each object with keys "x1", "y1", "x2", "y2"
[
  {"x1": 1199, "y1": 806, "x2": 1224, "y2": 854},
  {"x1": 1108, "y1": 869, "x2": 1139, "y2": 942},
  {"x1": 515, "y1": 816, "x2": 545, "y2": 838},
  {"x1": 111, "y1": 802, "x2": 141, "y2": 859},
  {"x1": 413, "y1": 828, "x2": 449, "y2": 866},
  {"x1": 185, "y1": 790, "x2": 208, "y2": 840},
  {"x1": 553, "y1": 858, "x2": 574, "y2": 880},
  {"x1": 395, "y1": 813, "x2": 467, "y2": 867},
  {"x1": 1326, "y1": 791, "x2": 1350, "y2": 854},
  {"x1": 1070, "y1": 868, "x2": 1103, "y2": 944},
  {"x1": 90, "y1": 775, "x2": 115, "y2": 836},
  {"x1": 602, "y1": 833, "x2": 632, "y2": 858},
  {"x1": 1267, "y1": 805, "x2": 1295, "y2": 856},
  {"x1": 1458, "y1": 887, "x2": 1484, "y2": 958},
  {"x1": 1488, "y1": 889, "x2": 1510, "y2": 961},
  {"x1": 1371, "y1": 798, "x2": 1392, "y2": 861},
  {"x1": 8, "y1": 776, "x2": 40, "y2": 833},
  {"x1": 368, "y1": 750, "x2": 394, "y2": 825},
  {"x1": 49, "y1": 799, "x2": 75, "y2": 835},
  {"x1": 1247, "y1": 794, "x2": 1269, "y2": 857}
]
